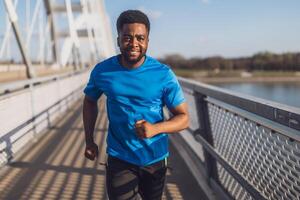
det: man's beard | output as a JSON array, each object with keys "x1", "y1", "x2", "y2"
[{"x1": 121, "y1": 50, "x2": 146, "y2": 64}]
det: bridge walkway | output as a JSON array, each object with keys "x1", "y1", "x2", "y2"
[{"x1": 0, "y1": 98, "x2": 206, "y2": 200}]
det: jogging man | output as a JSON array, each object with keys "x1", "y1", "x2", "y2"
[{"x1": 83, "y1": 10, "x2": 189, "y2": 200}]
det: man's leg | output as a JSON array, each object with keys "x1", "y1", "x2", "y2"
[
  {"x1": 106, "y1": 156, "x2": 140, "y2": 200},
  {"x1": 138, "y1": 158, "x2": 167, "y2": 200}
]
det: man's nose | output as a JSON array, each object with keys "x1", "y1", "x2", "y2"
[{"x1": 129, "y1": 37, "x2": 138, "y2": 47}]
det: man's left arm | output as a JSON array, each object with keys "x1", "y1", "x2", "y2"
[{"x1": 135, "y1": 102, "x2": 189, "y2": 138}]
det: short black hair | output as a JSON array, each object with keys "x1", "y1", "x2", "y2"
[{"x1": 116, "y1": 10, "x2": 150, "y2": 34}]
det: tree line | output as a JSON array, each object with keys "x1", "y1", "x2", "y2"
[{"x1": 158, "y1": 52, "x2": 300, "y2": 71}]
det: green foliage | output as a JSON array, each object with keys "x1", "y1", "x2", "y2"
[{"x1": 158, "y1": 52, "x2": 300, "y2": 71}]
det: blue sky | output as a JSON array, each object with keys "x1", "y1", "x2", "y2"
[
  {"x1": 1, "y1": 0, "x2": 300, "y2": 60},
  {"x1": 105, "y1": 0, "x2": 300, "y2": 58}
]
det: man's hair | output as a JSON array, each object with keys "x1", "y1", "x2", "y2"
[{"x1": 117, "y1": 10, "x2": 150, "y2": 34}]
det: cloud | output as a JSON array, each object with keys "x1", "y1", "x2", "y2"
[{"x1": 137, "y1": 6, "x2": 163, "y2": 20}]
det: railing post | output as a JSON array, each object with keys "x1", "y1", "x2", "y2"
[{"x1": 194, "y1": 91, "x2": 219, "y2": 184}]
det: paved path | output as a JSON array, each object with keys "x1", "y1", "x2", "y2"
[{"x1": 0, "y1": 98, "x2": 206, "y2": 200}]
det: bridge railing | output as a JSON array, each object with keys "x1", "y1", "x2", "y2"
[
  {"x1": 0, "y1": 69, "x2": 89, "y2": 166},
  {"x1": 177, "y1": 77, "x2": 300, "y2": 200}
]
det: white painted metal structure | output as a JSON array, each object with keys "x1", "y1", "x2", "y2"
[{"x1": 0, "y1": 0, "x2": 115, "y2": 75}]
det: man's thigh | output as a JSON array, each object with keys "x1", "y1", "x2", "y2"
[
  {"x1": 106, "y1": 156, "x2": 140, "y2": 200},
  {"x1": 139, "y1": 159, "x2": 167, "y2": 200}
]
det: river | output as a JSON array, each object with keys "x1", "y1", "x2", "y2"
[{"x1": 214, "y1": 82, "x2": 300, "y2": 108}]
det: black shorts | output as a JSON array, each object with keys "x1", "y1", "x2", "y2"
[{"x1": 106, "y1": 156, "x2": 167, "y2": 200}]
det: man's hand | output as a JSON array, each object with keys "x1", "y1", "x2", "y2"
[
  {"x1": 84, "y1": 142, "x2": 99, "y2": 161},
  {"x1": 135, "y1": 120, "x2": 158, "y2": 139}
]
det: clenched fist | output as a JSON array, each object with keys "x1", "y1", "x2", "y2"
[
  {"x1": 84, "y1": 142, "x2": 99, "y2": 161},
  {"x1": 135, "y1": 120, "x2": 158, "y2": 139}
]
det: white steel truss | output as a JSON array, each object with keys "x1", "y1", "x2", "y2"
[{"x1": 1, "y1": 0, "x2": 115, "y2": 78}]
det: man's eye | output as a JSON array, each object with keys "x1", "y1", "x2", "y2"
[
  {"x1": 137, "y1": 37, "x2": 145, "y2": 41},
  {"x1": 123, "y1": 37, "x2": 131, "y2": 41}
]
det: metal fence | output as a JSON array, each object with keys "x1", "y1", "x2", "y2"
[
  {"x1": 177, "y1": 77, "x2": 300, "y2": 200},
  {"x1": 0, "y1": 70, "x2": 89, "y2": 167}
]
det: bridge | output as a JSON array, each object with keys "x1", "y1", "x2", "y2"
[{"x1": 1, "y1": 1, "x2": 300, "y2": 200}]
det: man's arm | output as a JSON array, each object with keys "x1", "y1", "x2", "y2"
[
  {"x1": 135, "y1": 102, "x2": 189, "y2": 138},
  {"x1": 83, "y1": 95, "x2": 99, "y2": 160}
]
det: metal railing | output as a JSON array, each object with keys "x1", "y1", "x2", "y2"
[
  {"x1": 0, "y1": 69, "x2": 89, "y2": 166},
  {"x1": 177, "y1": 77, "x2": 300, "y2": 200}
]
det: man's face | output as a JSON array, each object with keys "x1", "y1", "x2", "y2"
[{"x1": 118, "y1": 23, "x2": 149, "y2": 65}]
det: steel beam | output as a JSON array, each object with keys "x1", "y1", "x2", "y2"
[
  {"x1": 3, "y1": 0, "x2": 35, "y2": 78},
  {"x1": 56, "y1": 29, "x2": 89, "y2": 38},
  {"x1": 44, "y1": 0, "x2": 58, "y2": 64},
  {"x1": 52, "y1": 3, "x2": 82, "y2": 13}
]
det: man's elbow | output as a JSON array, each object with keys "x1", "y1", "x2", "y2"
[
  {"x1": 181, "y1": 113, "x2": 190, "y2": 130},
  {"x1": 185, "y1": 115, "x2": 190, "y2": 129}
]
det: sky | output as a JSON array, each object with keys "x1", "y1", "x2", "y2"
[
  {"x1": 104, "y1": 0, "x2": 300, "y2": 58},
  {"x1": 1, "y1": 0, "x2": 300, "y2": 60}
]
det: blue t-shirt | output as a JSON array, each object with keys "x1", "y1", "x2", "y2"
[{"x1": 84, "y1": 55, "x2": 185, "y2": 166}]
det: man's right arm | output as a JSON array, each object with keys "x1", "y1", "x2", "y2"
[{"x1": 83, "y1": 95, "x2": 99, "y2": 160}]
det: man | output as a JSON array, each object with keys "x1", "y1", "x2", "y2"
[{"x1": 83, "y1": 10, "x2": 189, "y2": 200}]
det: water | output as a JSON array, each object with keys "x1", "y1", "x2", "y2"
[{"x1": 214, "y1": 82, "x2": 300, "y2": 108}]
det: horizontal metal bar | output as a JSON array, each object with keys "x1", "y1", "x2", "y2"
[
  {"x1": 52, "y1": 3, "x2": 82, "y2": 12},
  {"x1": 179, "y1": 77, "x2": 300, "y2": 131},
  {"x1": 56, "y1": 29, "x2": 89, "y2": 38},
  {"x1": 0, "y1": 68, "x2": 88, "y2": 95},
  {"x1": 194, "y1": 134, "x2": 266, "y2": 200}
]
